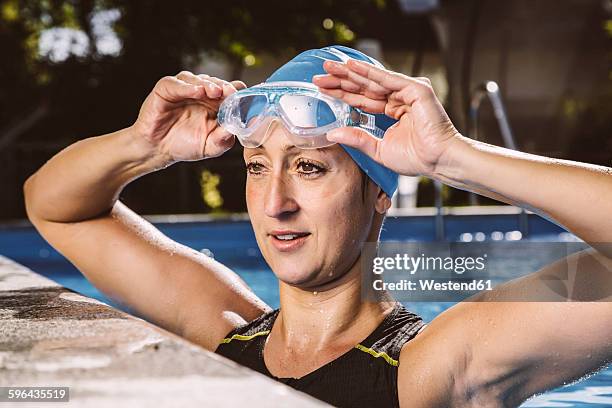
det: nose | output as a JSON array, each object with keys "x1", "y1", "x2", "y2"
[{"x1": 264, "y1": 172, "x2": 299, "y2": 218}]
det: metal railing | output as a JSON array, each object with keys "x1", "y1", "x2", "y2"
[
  {"x1": 433, "y1": 80, "x2": 527, "y2": 240},
  {"x1": 469, "y1": 81, "x2": 517, "y2": 149}
]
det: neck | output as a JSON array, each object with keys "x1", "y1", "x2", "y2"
[{"x1": 276, "y1": 256, "x2": 395, "y2": 351}]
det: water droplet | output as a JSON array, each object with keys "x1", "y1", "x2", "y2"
[{"x1": 313, "y1": 291, "x2": 318, "y2": 296}]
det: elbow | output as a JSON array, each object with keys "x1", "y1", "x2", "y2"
[
  {"x1": 23, "y1": 172, "x2": 35, "y2": 200},
  {"x1": 23, "y1": 172, "x2": 42, "y2": 224}
]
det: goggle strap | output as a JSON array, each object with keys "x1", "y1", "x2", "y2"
[{"x1": 358, "y1": 112, "x2": 377, "y2": 131}]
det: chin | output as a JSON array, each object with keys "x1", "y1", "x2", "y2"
[{"x1": 271, "y1": 262, "x2": 319, "y2": 286}]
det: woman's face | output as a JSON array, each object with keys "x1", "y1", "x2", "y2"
[{"x1": 244, "y1": 122, "x2": 388, "y2": 289}]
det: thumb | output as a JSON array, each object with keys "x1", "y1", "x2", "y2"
[
  {"x1": 327, "y1": 127, "x2": 382, "y2": 163},
  {"x1": 205, "y1": 126, "x2": 236, "y2": 158}
]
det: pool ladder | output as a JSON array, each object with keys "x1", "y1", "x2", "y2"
[{"x1": 434, "y1": 81, "x2": 528, "y2": 240}]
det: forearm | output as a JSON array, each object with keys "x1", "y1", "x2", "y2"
[
  {"x1": 434, "y1": 135, "x2": 612, "y2": 243},
  {"x1": 24, "y1": 126, "x2": 169, "y2": 223}
]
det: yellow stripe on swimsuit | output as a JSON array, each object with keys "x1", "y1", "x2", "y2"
[
  {"x1": 220, "y1": 330, "x2": 271, "y2": 344},
  {"x1": 354, "y1": 343, "x2": 399, "y2": 366}
]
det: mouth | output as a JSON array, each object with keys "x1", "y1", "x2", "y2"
[{"x1": 268, "y1": 230, "x2": 311, "y2": 252}]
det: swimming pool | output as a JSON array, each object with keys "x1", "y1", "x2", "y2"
[{"x1": 1, "y1": 212, "x2": 610, "y2": 407}]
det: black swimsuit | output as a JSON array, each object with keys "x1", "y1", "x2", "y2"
[{"x1": 215, "y1": 304, "x2": 425, "y2": 407}]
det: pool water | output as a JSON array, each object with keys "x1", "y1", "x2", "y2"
[{"x1": 1, "y1": 214, "x2": 610, "y2": 407}]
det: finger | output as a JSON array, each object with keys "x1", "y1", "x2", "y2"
[
  {"x1": 315, "y1": 74, "x2": 387, "y2": 102},
  {"x1": 206, "y1": 126, "x2": 236, "y2": 158},
  {"x1": 176, "y1": 71, "x2": 222, "y2": 98},
  {"x1": 322, "y1": 61, "x2": 388, "y2": 96},
  {"x1": 155, "y1": 76, "x2": 208, "y2": 103},
  {"x1": 313, "y1": 74, "x2": 362, "y2": 93},
  {"x1": 349, "y1": 61, "x2": 436, "y2": 107},
  {"x1": 197, "y1": 74, "x2": 226, "y2": 88},
  {"x1": 196, "y1": 76, "x2": 247, "y2": 98},
  {"x1": 197, "y1": 75, "x2": 239, "y2": 99},
  {"x1": 231, "y1": 80, "x2": 247, "y2": 91},
  {"x1": 327, "y1": 127, "x2": 383, "y2": 164},
  {"x1": 318, "y1": 87, "x2": 386, "y2": 113},
  {"x1": 345, "y1": 59, "x2": 430, "y2": 96},
  {"x1": 312, "y1": 74, "x2": 341, "y2": 88}
]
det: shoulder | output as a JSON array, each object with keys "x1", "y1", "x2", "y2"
[{"x1": 367, "y1": 305, "x2": 426, "y2": 362}]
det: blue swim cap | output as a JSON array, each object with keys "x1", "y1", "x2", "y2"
[{"x1": 265, "y1": 45, "x2": 399, "y2": 197}]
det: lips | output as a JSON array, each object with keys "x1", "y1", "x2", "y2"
[{"x1": 268, "y1": 230, "x2": 311, "y2": 252}]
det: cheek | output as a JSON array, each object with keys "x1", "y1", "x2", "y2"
[
  {"x1": 308, "y1": 175, "x2": 369, "y2": 244},
  {"x1": 245, "y1": 180, "x2": 263, "y2": 218}
]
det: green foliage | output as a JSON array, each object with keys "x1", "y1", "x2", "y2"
[
  {"x1": 0, "y1": 0, "x2": 395, "y2": 136},
  {"x1": 0, "y1": 0, "x2": 412, "y2": 218},
  {"x1": 604, "y1": 19, "x2": 612, "y2": 37},
  {"x1": 200, "y1": 169, "x2": 224, "y2": 212}
]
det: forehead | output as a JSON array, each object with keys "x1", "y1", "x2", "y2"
[
  {"x1": 242, "y1": 126, "x2": 348, "y2": 160},
  {"x1": 243, "y1": 143, "x2": 344, "y2": 158}
]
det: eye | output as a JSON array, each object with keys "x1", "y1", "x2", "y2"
[
  {"x1": 246, "y1": 161, "x2": 266, "y2": 175},
  {"x1": 296, "y1": 159, "x2": 326, "y2": 177}
]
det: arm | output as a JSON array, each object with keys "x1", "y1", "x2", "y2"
[
  {"x1": 24, "y1": 73, "x2": 270, "y2": 350},
  {"x1": 437, "y1": 136, "x2": 612, "y2": 244},
  {"x1": 429, "y1": 137, "x2": 612, "y2": 405},
  {"x1": 314, "y1": 59, "x2": 612, "y2": 406}
]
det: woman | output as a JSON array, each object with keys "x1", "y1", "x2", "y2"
[{"x1": 24, "y1": 46, "x2": 612, "y2": 407}]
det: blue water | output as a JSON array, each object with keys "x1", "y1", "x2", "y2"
[{"x1": 1, "y1": 214, "x2": 610, "y2": 407}]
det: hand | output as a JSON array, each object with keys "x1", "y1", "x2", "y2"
[
  {"x1": 313, "y1": 59, "x2": 460, "y2": 177},
  {"x1": 132, "y1": 71, "x2": 246, "y2": 164}
]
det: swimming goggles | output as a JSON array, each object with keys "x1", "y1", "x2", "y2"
[{"x1": 217, "y1": 81, "x2": 384, "y2": 149}]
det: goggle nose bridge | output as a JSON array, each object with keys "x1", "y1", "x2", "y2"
[
  {"x1": 250, "y1": 116, "x2": 294, "y2": 148},
  {"x1": 241, "y1": 99, "x2": 278, "y2": 135}
]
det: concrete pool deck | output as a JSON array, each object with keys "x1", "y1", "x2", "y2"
[{"x1": 0, "y1": 256, "x2": 327, "y2": 407}]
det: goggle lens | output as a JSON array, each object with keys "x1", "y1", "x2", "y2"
[
  {"x1": 237, "y1": 95, "x2": 269, "y2": 129},
  {"x1": 278, "y1": 95, "x2": 337, "y2": 129}
]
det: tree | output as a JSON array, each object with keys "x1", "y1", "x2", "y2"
[{"x1": 1, "y1": 0, "x2": 423, "y2": 219}]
